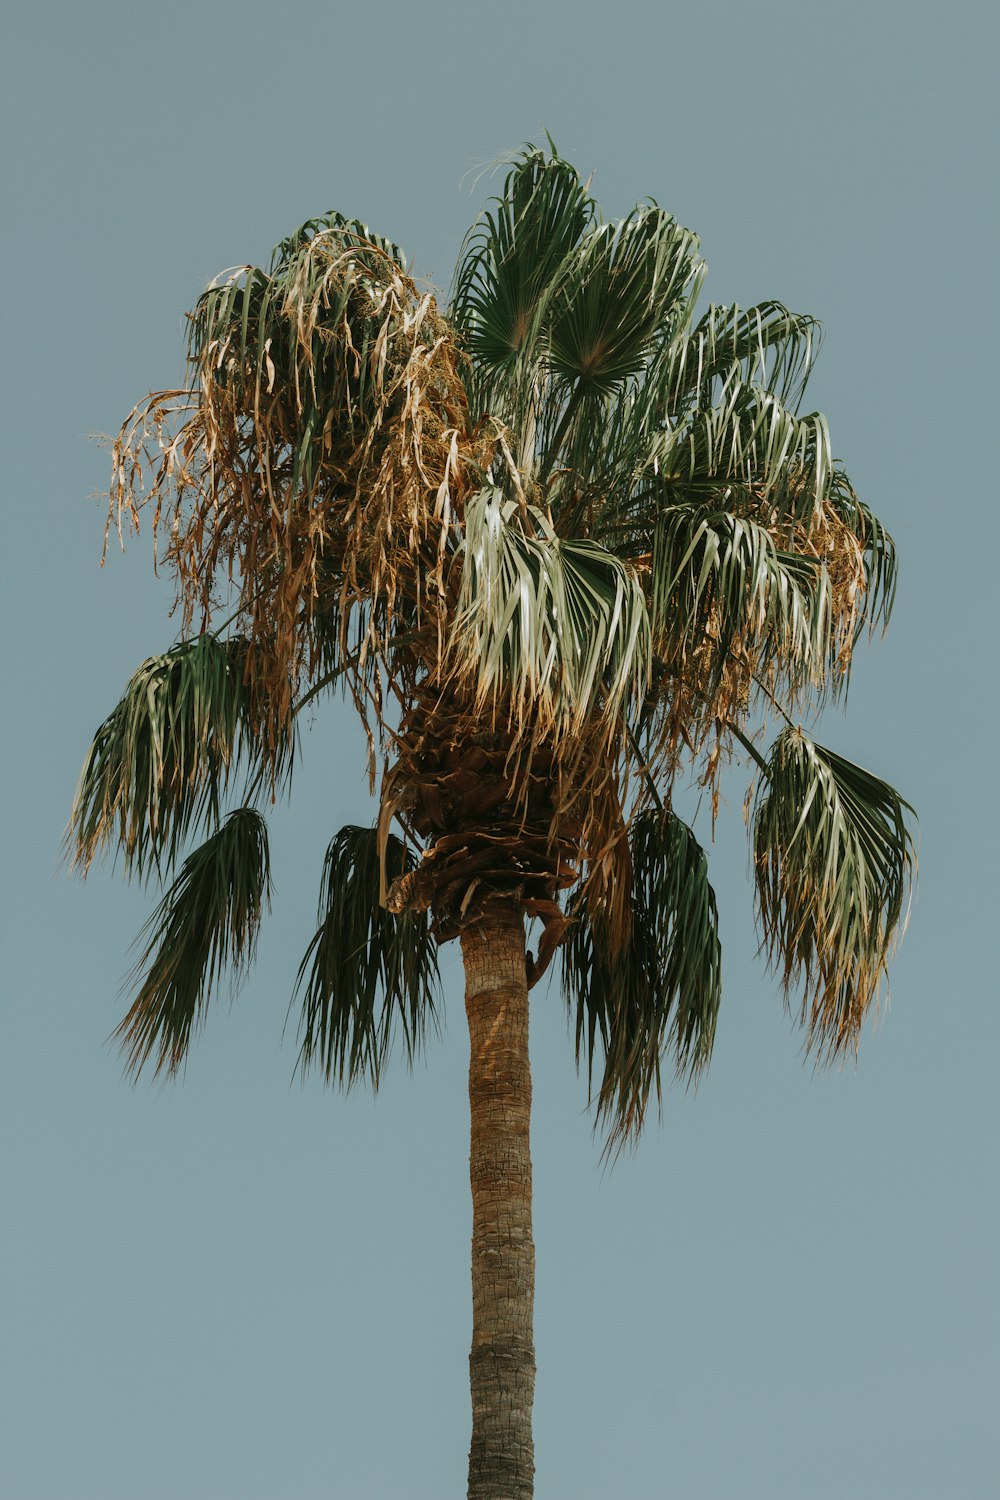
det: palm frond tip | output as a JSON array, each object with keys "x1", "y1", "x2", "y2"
[
  {"x1": 115, "y1": 808, "x2": 272, "y2": 1079},
  {"x1": 293, "y1": 825, "x2": 440, "y2": 1089},
  {"x1": 753, "y1": 729, "x2": 915, "y2": 1058},
  {"x1": 562, "y1": 807, "x2": 722, "y2": 1148}
]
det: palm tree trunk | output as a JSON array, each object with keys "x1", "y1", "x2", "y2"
[{"x1": 461, "y1": 901, "x2": 535, "y2": 1500}]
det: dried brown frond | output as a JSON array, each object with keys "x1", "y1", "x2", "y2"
[{"x1": 107, "y1": 224, "x2": 489, "y2": 756}]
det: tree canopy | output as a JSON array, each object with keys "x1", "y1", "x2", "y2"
[{"x1": 72, "y1": 144, "x2": 914, "y2": 1148}]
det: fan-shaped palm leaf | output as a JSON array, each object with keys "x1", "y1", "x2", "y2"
[
  {"x1": 650, "y1": 506, "x2": 831, "y2": 699},
  {"x1": 655, "y1": 300, "x2": 821, "y2": 414},
  {"x1": 536, "y1": 207, "x2": 701, "y2": 491},
  {"x1": 752, "y1": 728, "x2": 915, "y2": 1057},
  {"x1": 562, "y1": 806, "x2": 722, "y2": 1147},
  {"x1": 293, "y1": 825, "x2": 439, "y2": 1088},
  {"x1": 643, "y1": 381, "x2": 833, "y2": 522},
  {"x1": 68, "y1": 635, "x2": 280, "y2": 880},
  {"x1": 543, "y1": 207, "x2": 701, "y2": 397},
  {"x1": 451, "y1": 146, "x2": 594, "y2": 393},
  {"x1": 115, "y1": 807, "x2": 272, "y2": 1078},
  {"x1": 451, "y1": 489, "x2": 650, "y2": 741}
]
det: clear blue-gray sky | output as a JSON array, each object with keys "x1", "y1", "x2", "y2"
[{"x1": 2, "y1": 2, "x2": 997, "y2": 1496}]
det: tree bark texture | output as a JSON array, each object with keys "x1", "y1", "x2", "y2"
[{"x1": 461, "y1": 902, "x2": 535, "y2": 1500}]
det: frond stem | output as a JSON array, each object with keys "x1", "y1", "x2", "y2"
[
  {"x1": 743, "y1": 660, "x2": 796, "y2": 730},
  {"x1": 292, "y1": 632, "x2": 417, "y2": 719},
  {"x1": 726, "y1": 722, "x2": 771, "y2": 778},
  {"x1": 625, "y1": 724, "x2": 665, "y2": 812},
  {"x1": 293, "y1": 660, "x2": 357, "y2": 717},
  {"x1": 539, "y1": 379, "x2": 588, "y2": 490}
]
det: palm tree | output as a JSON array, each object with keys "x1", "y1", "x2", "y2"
[{"x1": 70, "y1": 145, "x2": 914, "y2": 1500}]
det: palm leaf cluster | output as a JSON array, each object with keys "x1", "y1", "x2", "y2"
[{"x1": 74, "y1": 143, "x2": 915, "y2": 1145}]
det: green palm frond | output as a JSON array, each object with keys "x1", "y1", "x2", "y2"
[
  {"x1": 650, "y1": 506, "x2": 830, "y2": 695},
  {"x1": 645, "y1": 383, "x2": 833, "y2": 520},
  {"x1": 452, "y1": 489, "x2": 650, "y2": 739},
  {"x1": 293, "y1": 825, "x2": 439, "y2": 1088},
  {"x1": 69, "y1": 635, "x2": 281, "y2": 880},
  {"x1": 450, "y1": 145, "x2": 594, "y2": 399},
  {"x1": 753, "y1": 729, "x2": 915, "y2": 1057},
  {"x1": 115, "y1": 808, "x2": 272, "y2": 1079},
  {"x1": 191, "y1": 211, "x2": 408, "y2": 378},
  {"x1": 543, "y1": 207, "x2": 701, "y2": 399},
  {"x1": 562, "y1": 806, "x2": 722, "y2": 1147},
  {"x1": 537, "y1": 206, "x2": 701, "y2": 495},
  {"x1": 544, "y1": 298, "x2": 819, "y2": 537},
  {"x1": 656, "y1": 301, "x2": 821, "y2": 414}
]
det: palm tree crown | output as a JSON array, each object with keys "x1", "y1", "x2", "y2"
[{"x1": 75, "y1": 145, "x2": 911, "y2": 1138}]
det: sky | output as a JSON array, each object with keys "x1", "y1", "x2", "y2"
[{"x1": 1, "y1": 1, "x2": 998, "y2": 1497}]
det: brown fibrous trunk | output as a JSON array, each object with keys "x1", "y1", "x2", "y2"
[{"x1": 461, "y1": 901, "x2": 536, "y2": 1500}]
